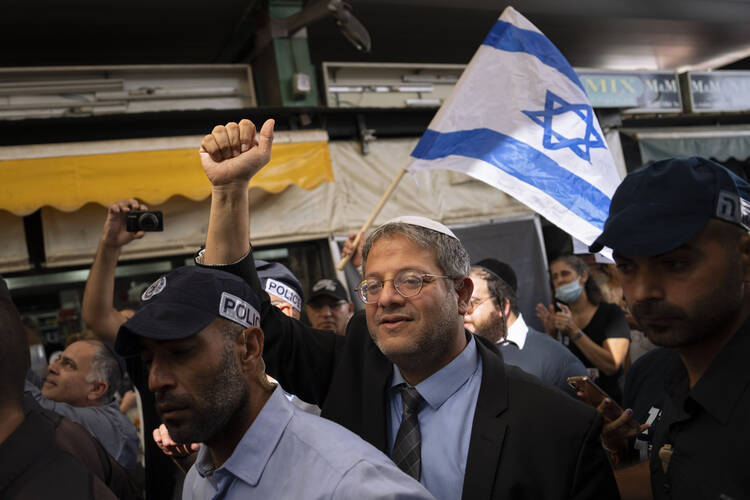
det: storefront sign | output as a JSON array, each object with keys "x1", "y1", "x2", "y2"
[
  {"x1": 684, "y1": 71, "x2": 750, "y2": 112},
  {"x1": 577, "y1": 71, "x2": 682, "y2": 113}
]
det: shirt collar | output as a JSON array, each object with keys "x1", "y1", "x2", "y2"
[
  {"x1": 665, "y1": 317, "x2": 750, "y2": 425},
  {"x1": 193, "y1": 386, "x2": 292, "y2": 485},
  {"x1": 499, "y1": 313, "x2": 528, "y2": 349},
  {"x1": 390, "y1": 334, "x2": 480, "y2": 410}
]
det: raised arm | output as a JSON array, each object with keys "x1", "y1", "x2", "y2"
[
  {"x1": 199, "y1": 119, "x2": 274, "y2": 265},
  {"x1": 196, "y1": 119, "x2": 342, "y2": 406},
  {"x1": 82, "y1": 199, "x2": 146, "y2": 344}
]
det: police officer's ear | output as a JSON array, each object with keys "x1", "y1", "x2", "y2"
[
  {"x1": 455, "y1": 276, "x2": 474, "y2": 315},
  {"x1": 238, "y1": 326, "x2": 264, "y2": 370}
]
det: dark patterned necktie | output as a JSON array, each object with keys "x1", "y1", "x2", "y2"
[{"x1": 391, "y1": 384, "x2": 425, "y2": 480}]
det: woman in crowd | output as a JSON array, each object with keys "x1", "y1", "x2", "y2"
[{"x1": 536, "y1": 255, "x2": 631, "y2": 403}]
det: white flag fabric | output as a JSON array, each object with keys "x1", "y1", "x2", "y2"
[{"x1": 408, "y1": 6, "x2": 621, "y2": 246}]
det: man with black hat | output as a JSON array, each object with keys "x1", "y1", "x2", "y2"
[
  {"x1": 115, "y1": 266, "x2": 432, "y2": 499},
  {"x1": 306, "y1": 278, "x2": 353, "y2": 335},
  {"x1": 589, "y1": 157, "x2": 750, "y2": 499},
  {"x1": 464, "y1": 258, "x2": 587, "y2": 396}
]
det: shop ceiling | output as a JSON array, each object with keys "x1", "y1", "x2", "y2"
[{"x1": 1, "y1": 0, "x2": 748, "y2": 71}]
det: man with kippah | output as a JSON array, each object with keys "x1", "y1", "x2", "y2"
[
  {"x1": 115, "y1": 266, "x2": 432, "y2": 500},
  {"x1": 464, "y1": 258, "x2": 587, "y2": 396},
  {"x1": 589, "y1": 157, "x2": 750, "y2": 499},
  {"x1": 192, "y1": 118, "x2": 619, "y2": 500}
]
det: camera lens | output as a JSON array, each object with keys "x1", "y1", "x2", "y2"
[{"x1": 138, "y1": 213, "x2": 159, "y2": 230}]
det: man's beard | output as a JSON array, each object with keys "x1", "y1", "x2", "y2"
[
  {"x1": 158, "y1": 343, "x2": 248, "y2": 445},
  {"x1": 631, "y1": 258, "x2": 743, "y2": 348},
  {"x1": 472, "y1": 316, "x2": 506, "y2": 344},
  {"x1": 369, "y1": 290, "x2": 460, "y2": 373}
]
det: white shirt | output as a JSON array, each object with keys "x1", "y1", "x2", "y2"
[{"x1": 500, "y1": 313, "x2": 529, "y2": 349}]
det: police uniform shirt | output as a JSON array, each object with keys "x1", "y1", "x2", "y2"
[
  {"x1": 649, "y1": 319, "x2": 750, "y2": 500},
  {"x1": 622, "y1": 347, "x2": 679, "y2": 462}
]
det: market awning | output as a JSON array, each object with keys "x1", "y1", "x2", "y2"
[
  {"x1": 0, "y1": 210, "x2": 29, "y2": 271},
  {"x1": 624, "y1": 126, "x2": 750, "y2": 164},
  {"x1": 0, "y1": 130, "x2": 333, "y2": 216}
]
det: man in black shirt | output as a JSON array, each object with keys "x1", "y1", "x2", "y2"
[{"x1": 590, "y1": 157, "x2": 750, "y2": 499}]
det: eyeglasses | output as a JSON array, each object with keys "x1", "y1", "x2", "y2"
[
  {"x1": 467, "y1": 296, "x2": 494, "y2": 314},
  {"x1": 355, "y1": 271, "x2": 453, "y2": 304}
]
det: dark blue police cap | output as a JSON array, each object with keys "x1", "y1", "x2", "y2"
[
  {"x1": 115, "y1": 266, "x2": 261, "y2": 357},
  {"x1": 256, "y1": 260, "x2": 304, "y2": 312},
  {"x1": 590, "y1": 157, "x2": 750, "y2": 256}
]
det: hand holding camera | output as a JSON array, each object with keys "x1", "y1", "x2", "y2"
[
  {"x1": 101, "y1": 199, "x2": 162, "y2": 249},
  {"x1": 125, "y1": 210, "x2": 163, "y2": 232}
]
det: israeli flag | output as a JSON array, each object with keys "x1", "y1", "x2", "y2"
[{"x1": 409, "y1": 7, "x2": 621, "y2": 246}]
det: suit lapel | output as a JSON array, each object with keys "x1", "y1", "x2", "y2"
[
  {"x1": 361, "y1": 339, "x2": 393, "y2": 453},
  {"x1": 461, "y1": 336, "x2": 509, "y2": 500}
]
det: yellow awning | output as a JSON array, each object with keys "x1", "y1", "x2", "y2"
[{"x1": 0, "y1": 130, "x2": 333, "y2": 216}]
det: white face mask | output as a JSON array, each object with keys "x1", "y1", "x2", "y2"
[{"x1": 554, "y1": 280, "x2": 583, "y2": 303}]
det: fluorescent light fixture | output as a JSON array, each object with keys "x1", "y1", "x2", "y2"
[
  {"x1": 0, "y1": 79, "x2": 124, "y2": 96},
  {"x1": 406, "y1": 98, "x2": 441, "y2": 107},
  {"x1": 395, "y1": 85, "x2": 434, "y2": 93},
  {"x1": 328, "y1": 85, "x2": 365, "y2": 93},
  {"x1": 371, "y1": 86, "x2": 390, "y2": 92}
]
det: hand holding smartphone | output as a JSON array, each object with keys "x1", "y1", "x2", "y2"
[{"x1": 567, "y1": 375, "x2": 641, "y2": 432}]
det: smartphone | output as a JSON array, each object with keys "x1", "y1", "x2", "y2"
[{"x1": 567, "y1": 375, "x2": 641, "y2": 432}]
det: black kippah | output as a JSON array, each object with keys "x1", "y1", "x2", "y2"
[{"x1": 474, "y1": 258, "x2": 517, "y2": 292}]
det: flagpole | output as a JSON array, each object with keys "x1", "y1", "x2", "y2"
[{"x1": 336, "y1": 167, "x2": 407, "y2": 270}]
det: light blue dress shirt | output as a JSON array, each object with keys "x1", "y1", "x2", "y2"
[
  {"x1": 183, "y1": 386, "x2": 434, "y2": 500},
  {"x1": 387, "y1": 335, "x2": 483, "y2": 500}
]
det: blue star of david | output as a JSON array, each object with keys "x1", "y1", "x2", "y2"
[{"x1": 522, "y1": 90, "x2": 606, "y2": 163}]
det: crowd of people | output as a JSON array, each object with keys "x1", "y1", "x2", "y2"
[{"x1": 1, "y1": 118, "x2": 748, "y2": 500}]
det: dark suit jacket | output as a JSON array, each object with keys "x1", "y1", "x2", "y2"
[{"x1": 213, "y1": 255, "x2": 619, "y2": 500}]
